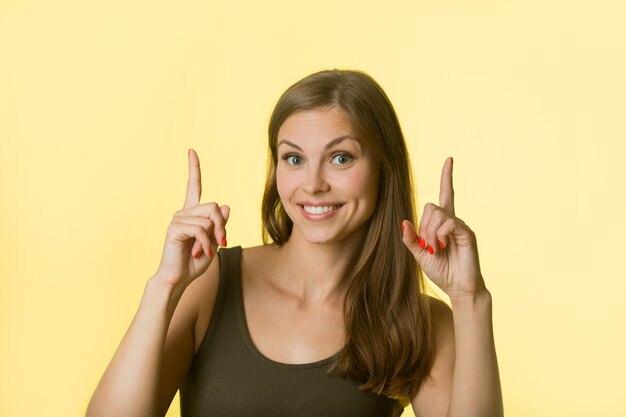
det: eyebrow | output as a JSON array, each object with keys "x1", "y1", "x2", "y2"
[{"x1": 278, "y1": 135, "x2": 358, "y2": 151}]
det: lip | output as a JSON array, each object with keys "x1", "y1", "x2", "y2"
[
  {"x1": 297, "y1": 202, "x2": 344, "y2": 222},
  {"x1": 297, "y1": 201, "x2": 344, "y2": 207}
]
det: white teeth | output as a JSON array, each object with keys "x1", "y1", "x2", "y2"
[{"x1": 303, "y1": 205, "x2": 341, "y2": 214}]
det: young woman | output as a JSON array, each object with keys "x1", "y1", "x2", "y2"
[{"x1": 86, "y1": 69, "x2": 503, "y2": 417}]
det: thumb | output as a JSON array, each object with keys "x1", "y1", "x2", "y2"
[{"x1": 401, "y1": 220, "x2": 425, "y2": 257}]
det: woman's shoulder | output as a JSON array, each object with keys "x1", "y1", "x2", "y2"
[
  {"x1": 240, "y1": 243, "x2": 278, "y2": 255},
  {"x1": 422, "y1": 295, "x2": 454, "y2": 365},
  {"x1": 423, "y1": 294, "x2": 453, "y2": 330},
  {"x1": 425, "y1": 294, "x2": 452, "y2": 314},
  {"x1": 240, "y1": 243, "x2": 280, "y2": 270}
]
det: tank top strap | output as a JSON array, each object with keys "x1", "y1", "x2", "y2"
[{"x1": 218, "y1": 245, "x2": 242, "y2": 288}]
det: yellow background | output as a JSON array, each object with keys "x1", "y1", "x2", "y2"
[{"x1": 1, "y1": 0, "x2": 624, "y2": 416}]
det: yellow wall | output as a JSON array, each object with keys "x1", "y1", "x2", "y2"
[{"x1": 1, "y1": 1, "x2": 624, "y2": 416}]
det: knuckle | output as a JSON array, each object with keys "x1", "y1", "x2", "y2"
[
  {"x1": 432, "y1": 208, "x2": 445, "y2": 220},
  {"x1": 444, "y1": 217, "x2": 456, "y2": 227},
  {"x1": 187, "y1": 178, "x2": 201, "y2": 188},
  {"x1": 165, "y1": 223, "x2": 179, "y2": 238},
  {"x1": 449, "y1": 216, "x2": 460, "y2": 228},
  {"x1": 202, "y1": 218, "x2": 213, "y2": 230}
]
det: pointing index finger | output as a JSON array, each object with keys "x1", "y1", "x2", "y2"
[
  {"x1": 184, "y1": 148, "x2": 202, "y2": 208},
  {"x1": 439, "y1": 156, "x2": 455, "y2": 215}
]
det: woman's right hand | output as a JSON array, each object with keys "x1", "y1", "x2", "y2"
[{"x1": 152, "y1": 148, "x2": 230, "y2": 290}]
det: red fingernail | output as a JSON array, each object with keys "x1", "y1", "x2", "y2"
[
  {"x1": 419, "y1": 237, "x2": 426, "y2": 248},
  {"x1": 193, "y1": 251, "x2": 201, "y2": 259},
  {"x1": 427, "y1": 245, "x2": 434, "y2": 254},
  {"x1": 221, "y1": 237, "x2": 227, "y2": 247},
  {"x1": 401, "y1": 223, "x2": 405, "y2": 233},
  {"x1": 439, "y1": 240, "x2": 445, "y2": 249},
  {"x1": 209, "y1": 249, "x2": 213, "y2": 257}
]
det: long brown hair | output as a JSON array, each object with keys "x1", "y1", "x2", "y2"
[{"x1": 261, "y1": 69, "x2": 433, "y2": 404}]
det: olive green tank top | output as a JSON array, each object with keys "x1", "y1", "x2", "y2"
[{"x1": 179, "y1": 246, "x2": 404, "y2": 417}]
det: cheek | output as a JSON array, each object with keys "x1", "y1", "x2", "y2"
[
  {"x1": 340, "y1": 167, "x2": 379, "y2": 201},
  {"x1": 276, "y1": 167, "x2": 297, "y2": 202},
  {"x1": 358, "y1": 170, "x2": 380, "y2": 214}
]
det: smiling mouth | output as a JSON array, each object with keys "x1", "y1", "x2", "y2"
[{"x1": 300, "y1": 204, "x2": 343, "y2": 215}]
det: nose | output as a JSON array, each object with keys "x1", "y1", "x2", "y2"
[{"x1": 303, "y1": 164, "x2": 330, "y2": 194}]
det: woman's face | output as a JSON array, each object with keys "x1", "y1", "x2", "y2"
[{"x1": 276, "y1": 106, "x2": 380, "y2": 245}]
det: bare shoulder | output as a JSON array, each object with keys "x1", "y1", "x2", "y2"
[
  {"x1": 241, "y1": 243, "x2": 281, "y2": 283},
  {"x1": 411, "y1": 295, "x2": 455, "y2": 417},
  {"x1": 427, "y1": 295, "x2": 453, "y2": 330},
  {"x1": 241, "y1": 243, "x2": 279, "y2": 267}
]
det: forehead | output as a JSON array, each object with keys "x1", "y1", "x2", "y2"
[{"x1": 278, "y1": 107, "x2": 356, "y2": 144}]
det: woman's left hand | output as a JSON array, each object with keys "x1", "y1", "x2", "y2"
[{"x1": 401, "y1": 157, "x2": 487, "y2": 297}]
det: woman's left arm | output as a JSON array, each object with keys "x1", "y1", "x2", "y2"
[{"x1": 401, "y1": 157, "x2": 504, "y2": 417}]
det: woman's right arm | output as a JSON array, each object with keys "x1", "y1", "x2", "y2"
[{"x1": 86, "y1": 149, "x2": 229, "y2": 417}]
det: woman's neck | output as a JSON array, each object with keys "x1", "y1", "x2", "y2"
[{"x1": 272, "y1": 227, "x2": 366, "y2": 305}]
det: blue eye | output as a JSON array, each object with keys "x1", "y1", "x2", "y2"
[
  {"x1": 331, "y1": 154, "x2": 352, "y2": 165},
  {"x1": 284, "y1": 155, "x2": 303, "y2": 166}
]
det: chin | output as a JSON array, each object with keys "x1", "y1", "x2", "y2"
[
  {"x1": 296, "y1": 226, "x2": 359, "y2": 246},
  {"x1": 298, "y1": 231, "x2": 338, "y2": 245}
]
